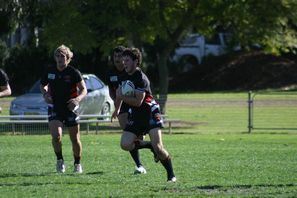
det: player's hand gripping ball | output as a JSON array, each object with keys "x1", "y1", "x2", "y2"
[{"x1": 121, "y1": 80, "x2": 135, "y2": 96}]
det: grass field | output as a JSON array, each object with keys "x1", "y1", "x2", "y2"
[
  {"x1": 167, "y1": 92, "x2": 297, "y2": 134},
  {"x1": 1, "y1": 92, "x2": 297, "y2": 197},
  {"x1": 1, "y1": 134, "x2": 297, "y2": 197}
]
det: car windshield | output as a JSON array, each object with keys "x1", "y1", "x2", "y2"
[
  {"x1": 27, "y1": 75, "x2": 104, "y2": 94},
  {"x1": 28, "y1": 80, "x2": 41, "y2": 93},
  {"x1": 180, "y1": 35, "x2": 200, "y2": 45}
]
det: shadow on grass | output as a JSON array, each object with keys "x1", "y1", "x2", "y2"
[
  {"x1": 0, "y1": 170, "x2": 104, "y2": 179},
  {"x1": 164, "y1": 183, "x2": 296, "y2": 195},
  {"x1": 241, "y1": 131, "x2": 297, "y2": 135},
  {"x1": 86, "y1": 171, "x2": 104, "y2": 175},
  {"x1": 0, "y1": 172, "x2": 55, "y2": 178},
  {"x1": 0, "y1": 181, "x2": 94, "y2": 187},
  {"x1": 195, "y1": 183, "x2": 295, "y2": 190},
  {"x1": 0, "y1": 170, "x2": 105, "y2": 187}
]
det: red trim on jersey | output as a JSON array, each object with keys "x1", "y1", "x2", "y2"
[
  {"x1": 70, "y1": 84, "x2": 79, "y2": 98},
  {"x1": 144, "y1": 94, "x2": 154, "y2": 104}
]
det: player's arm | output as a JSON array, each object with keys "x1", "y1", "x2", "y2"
[
  {"x1": 117, "y1": 89, "x2": 145, "y2": 107},
  {"x1": 67, "y1": 80, "x2": 87, "y2": 111},
  {"x1": 0, "y1": 84, "x2": 11, "y2": 97},
  {"x1": 40, "y1": 84, "x2": 48, "y2": 95},
  {"x1": 40, "y1": 84, "x2": 53, "y2": 104},
  {"x1": 108, "y1": 85, "x2": 116, "y2": 101},
  {"x1": 111, "y1": 90, "x2": 123, "y2": 120},
  {"x1": 75, "y1": 80, "x2": 87, "y2": 102}
]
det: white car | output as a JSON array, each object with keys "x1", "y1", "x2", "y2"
[
  {"x1": 172, "y1": 33, "x2": 240, "y2": 72},
  {"x1": 10, "y1": 74, "x2": 114, "y2": 117}
]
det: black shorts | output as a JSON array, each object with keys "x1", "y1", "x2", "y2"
[
  {"x1": 48, "y1": 105, "x2": 79, "y2": 127},
  {"x1": 124, "y1": 103, "x2": 163, "y2": 136},
  {"x1": 119, "y1": 102, "x2": 130, "y2": 115}
]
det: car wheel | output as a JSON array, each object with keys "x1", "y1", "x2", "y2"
[{"x1": 100, "y1": 102, "x2": 111, "y2": 120}]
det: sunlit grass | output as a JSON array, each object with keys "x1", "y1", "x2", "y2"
[
  {"x1": 1, "y1": 92, "x2": 297, "y2": 196},
  {"x1": 0, "y1": 134, "x2": 297, "y2": 197}
]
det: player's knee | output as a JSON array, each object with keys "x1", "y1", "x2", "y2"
[
  {"x1": 154, "y1": 144, "x2": 169, "y2": 160},
  {"x1": 70, "y1": 137, "x2": 79, "y2": 144},
  {"x1": 120, "y1": 142, "x2": 133, "y2": 151},
  {"x1": 154, "y1": 144, "x2": 164, "y2": 155},
  {"x1": 52, "y1": 134, "x2": 62, "y2": 143}
]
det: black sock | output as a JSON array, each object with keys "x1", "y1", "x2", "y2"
[
  {"x1": 135, "y1": 141, "x2": 158, "y2": 161},
  {"x1": 135, "y1": 140, "x2": 153, "y2": 150},
  {"x1": 74, "y1": 156, "x2": 81, "y2": 164},
  {"x1": 160, "y1": 156, "x2": 175, "y2": 180},
  {"x1": 55, "y1": 151, "x2": 63, "y2": 161},
  {"x1": 130, "y1": 149, "x2": 142, "y2": 167}
]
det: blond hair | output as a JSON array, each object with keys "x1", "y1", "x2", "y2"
[{"x1": 54, "y1": 44, "x2": 73, "y2": 64}]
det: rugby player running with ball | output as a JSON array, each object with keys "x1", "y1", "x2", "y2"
[{"x1": 113, "y1": 48, "x2": 176, "y2": 182}]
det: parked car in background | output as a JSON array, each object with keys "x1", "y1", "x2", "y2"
[
  {"x1": 10, "y1": 74, "x2": 114, "y2": 118},
  {"x1": 171, "y1": 33, "x2": 240, "y2": 72}
]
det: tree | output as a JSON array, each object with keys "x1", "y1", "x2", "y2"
[
  {"x1": 40, "y1": 0, "x2": 297, "y2": 113},
  {"x1": 125, "y1": 0, "x2": 204, "y2": 113},
  {"x1": 214, "y1": 0, "x2": 297, "y2": 54},
  {"x1": 120, "y1": 0, "x2": 297, "y2": 112},
  {"x1": 0, "y1": 1, "x2": 21, "y2": 37}
]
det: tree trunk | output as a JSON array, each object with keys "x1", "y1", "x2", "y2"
[{"x1": 157, "y1": 52, "x2": 169, "y2": 114}]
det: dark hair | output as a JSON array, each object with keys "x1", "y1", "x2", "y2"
[
  {"x1": 112, "y1": 45, "x2": 126, "y2": 54},
  {"x1": 122, "y1": 48, "x2": 142, "y2": 66}
]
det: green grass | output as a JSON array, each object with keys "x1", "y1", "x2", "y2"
[
  {"x1": 0, "y1": 96, "x2": 14, "y2": 115},
  {"x1": 0, "y1": 134, "x2": 297, "y2": 197},
  {"x1": 166, "y1": 92, "x2": 297, "y2": 134},
  {"x1": 1, "y1": 92, "x2": 297, "y2": 197}
]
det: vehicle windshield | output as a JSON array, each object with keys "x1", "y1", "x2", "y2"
[
  {"x1": 28, "y1": 80, "x2": 41, "y2": 93},
  {"x1": 27, "y1": 76, "x2": 103, "y2": 94}
]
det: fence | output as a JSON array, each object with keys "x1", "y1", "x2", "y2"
[
  {"x1": 248, "y1": 91, "x2": 297, "y2": 133},
  {"x1": 0, "y1": 115, "x2": 117, "y2": 135},
  {"x1": 0, "y1": 114, "x2": 177, "y2": 135},
  {"x1": 1, "y1": 91, "x2": 296, "y2": 135}
]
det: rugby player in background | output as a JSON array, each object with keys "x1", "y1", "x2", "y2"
[
  {"x1": 40, "y1": 45, "x2": 87, "y2": 173},
  {"x1": 0, "y1": 69, "x2": 11, "y2": 113}
]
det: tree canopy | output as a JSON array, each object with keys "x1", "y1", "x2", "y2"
[{"x1": 2, "y1": 0, "x2": 297, "y2": 112}]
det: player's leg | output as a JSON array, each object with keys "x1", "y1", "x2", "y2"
[
  {"x1": 120, "y1": 131, "x2": 147, "y2": 174},
  {"x1": 119, "y1": 109, "x2": 145, "y2": 173},
  {"x1": 120, "y1": 131, "x2": 137, "y2": 151},
  {"x1": 117, "y1": 112, "x2": 128, "y2": 129},
  {"x1": 118, "y1": 112, "x2": 141, "y2": 165},
  {"x1": 65, "y1": 110, "x2": 83, "y2": 173},
  {"x1": 68, "y1": 124, "x2": 83, "y2": 173},
  {"x1": 49, "y1": 120, "x2": 65, "y2": 173},
  {"x1": 149, "y1": 128, "x2": 176, "y2": 182},
  {"x1": 135, "y1": 138, "x2": 159, "y2": 163}
]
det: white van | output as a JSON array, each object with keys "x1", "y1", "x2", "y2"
[{"x1": 172, "y1": 33, "x2": 239, "y2": 72}]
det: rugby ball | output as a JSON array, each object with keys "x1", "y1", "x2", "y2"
[{"x1": 121, "y1": 80, "x2": 135, "y2": 96}]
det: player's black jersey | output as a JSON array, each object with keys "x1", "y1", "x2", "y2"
[
  {"x1": 0, "y1": 69, "x2": 9, "y2": 86},
  {"x1": 106, "y1": 67, "x2": 130, "y2": 113},
  {"x1": 106, "y1": 67, "x2": 126, "y2": 96},
  {"x1": 40, "y1": 65, "x2": 83, "y2": 111},
  {"x1": 120, "y1": 68, "x2": 163, "y2": 133},
  {"x1": 120, "y1": 68, "x2": 154, "y2": 108}
]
